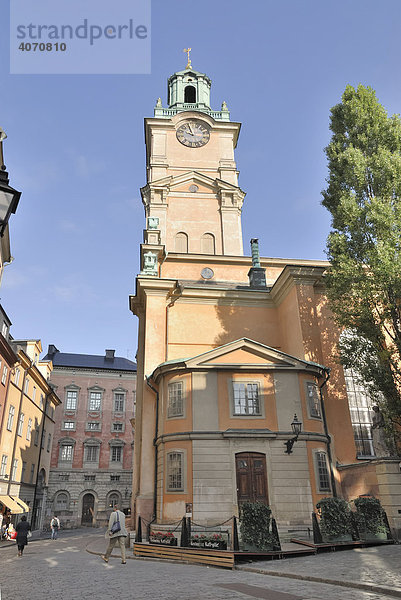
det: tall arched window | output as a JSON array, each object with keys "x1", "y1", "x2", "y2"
[
  {"x1": 201, "y1": 233, "x2": 215, "y2": 255},
  {"x1": 175, "y1": 232, "x2": 188, "y2": 253},
  {"x1": 344, "y1": 368, "x2": 374, "y2": 457},
  {"x1": 340, "y1": 331, "x2": 375, "y2": 458},
  {"x1": 184, "y1": 85, "x2": 196, "y2": 103}
]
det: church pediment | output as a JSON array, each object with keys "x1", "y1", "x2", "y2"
[
  {"x1": 150, "y1": 339, "x2": 326, "y2": 381},
  {"x1": 186, "y1": 339, "x2": 313, "y2": 370},
  {"x1": 142, "y1": 171, "x2": 243, "y2": 197}
]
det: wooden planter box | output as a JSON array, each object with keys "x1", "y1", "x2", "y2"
[
  {"x1": 325, "y1": 534, "x2": 353, "y2": 543},
  {"x1": 360, "y1": 532, "x2": 387, "y2": 541}
]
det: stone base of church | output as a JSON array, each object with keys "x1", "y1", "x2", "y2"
[
  {"x1": 338, "y1": 458, "x2": 401, "y2": 540},
  {"x1": 375, "y1": 459, "x2": 401, "y2": 539},
  {"x1": 134, "y1": 495, "x2": 155, "y2": 526}
]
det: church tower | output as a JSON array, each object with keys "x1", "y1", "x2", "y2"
[
  {"x1": 139, "y1": 60, "x2": 245, "y2": 270},
  {"x1": 130, "y1": 57, "x2": 392, "y2": 539}
]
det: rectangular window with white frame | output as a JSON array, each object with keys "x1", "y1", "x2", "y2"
[
  {"x1": 29, "y1": 464, "x2": 35, "y2": 483},
  {"x1": 24, "y1": 378, "x2": 29, "y2": 395},
  {"x1": 26, "y1": 418, "x2": 32, "y2": 440},
  {"x1": 232, "y1": 382, "x2": 261, "y2": 416},
  {"x1": 62, "y1": 421, "x2": 75, "y2": 430},
  {"x1": 2, "y1": 366, "x2": 8, "y2": 385},
  {"x1": 0, "y1": 454, "x2": 8, "y2": 477},
  {"x1": 111, "y1": 446, "x2": 122, "y2": 462},
  {"x1": 14, "y1": 368, "x2": 20, "y2": 386},
  {"x1": 32, "y1": 386, "x2": 36, "y2": 402},
  {"x1": 166, "y1": 451, "x2": 184, "y2": 491},
  {"x1": 17, "y1": 413, "x2": 24, "y2": 436},
  {"x1": 167, "y1": 381, "x2": 184, "y2": 418},
  {"x1": 112, "y1": 422, "x2": 123, "y2": 432},
  {"x1": 65, "y1": 390, "x2": 78, "y2": 411},
  {"x1": 84, "y1": 445, "x2": 99, "y2": 462},
  {"x1": 60, "y1": 444, "x2": 74, "y2": 462},
  {"x1": 6, "y1": 405, "x2": 15, "y2": 431},
  {"x1": 11, "y1": 459, "x2": 18, "y2": 480},
  {"x1": 88, "y1": 391, "x2": 102, "y2": 412},
  {"x1": 314, "y1": 451, "x2": 331, "y2": 492},
  {"x1": 86, "y1": 422, "x2": 100, "y2": 431},
  {"x1": 306, "y1": 382, "x2": 321, "y2": 419},
  {"x1": 113, "y1": 392, "x2": 125, "y2": 413}
]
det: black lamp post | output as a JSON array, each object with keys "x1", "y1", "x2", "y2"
[
  {"x1": 284, "y1": 414, "x2": 302, "y2": 454},
  {"x1": 0, "y1": 128, "x2": 21, "y2": 237}
]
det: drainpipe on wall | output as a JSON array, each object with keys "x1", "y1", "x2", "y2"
[
  {"x1": 318, "y1": 367, "x2": 337, "y2": 497},
  {"x1": 146, "y1": 377, "x2": 159, "y2": 520}
]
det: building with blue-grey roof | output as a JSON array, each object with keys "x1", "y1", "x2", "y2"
[{"x1": 44, "y1": 345, "x2": 136, "y2": 529}]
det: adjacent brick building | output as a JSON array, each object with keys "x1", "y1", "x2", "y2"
[{"x1": 44, "y1": 346, "x2": 136, "y2": 528}]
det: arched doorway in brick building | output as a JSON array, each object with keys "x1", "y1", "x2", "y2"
[{"x1": 81, "y1": 493, "x2": 95, "y2": 526}]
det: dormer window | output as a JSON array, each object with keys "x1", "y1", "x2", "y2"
[{"x1": 184, "y1": 85, "x2": 196, "y2": 103}]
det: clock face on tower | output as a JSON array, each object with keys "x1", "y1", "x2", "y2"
[{"x1": 176, "y1": 120, "x2": 210, "y2": 148}]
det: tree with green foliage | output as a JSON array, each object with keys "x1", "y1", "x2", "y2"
[{"x1": 322, "y1": 84, "x2": 401, "y2": 443}]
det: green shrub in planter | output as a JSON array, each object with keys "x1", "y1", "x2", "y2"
[
  {"x1": 353, "y1": 496, "x2": 387, "y2": 538},
  {"x1": 316, "y1": 497, "x2": 352, "y2": 541},
  {"x1": 239, "y1": 502, "x2": 275, "y2": 551}
]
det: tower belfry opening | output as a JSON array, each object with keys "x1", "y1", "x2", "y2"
[{"x1": 184, "y1": 85, "x2": 196, "y2": 103}]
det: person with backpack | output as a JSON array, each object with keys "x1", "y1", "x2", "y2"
[{"x1": 50, "y1": 515, "x2": 60, "y2": 540}]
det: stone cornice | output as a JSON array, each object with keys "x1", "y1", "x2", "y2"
[
  {"x1": 52, "y1": 365, "x2": 136, "y2": 378},
  {"x1": 270, "y1": 265, "x2": 327, "y2": 305},
  {"x1": 156, "y1": 430, "x2": 328, "y2": 445},
  {"x1": 337, "y1": 457, "x2": 400, "y2": 470},
  {"x1": 162, "y1": 253, "x2": 329, "y2": 269},
  {"x1": 130, "y1": 261, "x2": 329, "y2": 314},
  {"x1": 130, "y1": 278, "x2": 177, "y2": 315}
]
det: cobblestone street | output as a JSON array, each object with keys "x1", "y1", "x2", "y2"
[{"x1": 0, "y1": 530, "x2": 400, "y2": 600}]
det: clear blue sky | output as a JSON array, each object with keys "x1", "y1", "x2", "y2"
[{"x1": 1, "y1": 0, "x2": 401, "y2": 360}]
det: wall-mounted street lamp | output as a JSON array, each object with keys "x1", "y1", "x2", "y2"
[
  {"x1": 0, "y1": 127, "x2": 21, "y2": 237},
  {"x1": 284, "y1": 414, "x2": 302, "y2": 454}
]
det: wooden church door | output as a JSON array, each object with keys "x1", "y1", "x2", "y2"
[{"x1": 235, "y1": 452, "x2": 268, "y2": 505}]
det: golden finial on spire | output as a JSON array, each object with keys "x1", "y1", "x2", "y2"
[{"x1": 183, "y1": 48, "x2": 192, "y2": 69}]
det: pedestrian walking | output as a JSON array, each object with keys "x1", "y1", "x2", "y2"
[
  {"x1": 101, "y1": 505, "x2": 128, "y2": 564},
  {"x1": 50, "y1": 515, "x2": 60, "y2": 540},
  {"x1": 15, "y1": 515, "x2": 31, "y2": 557}
]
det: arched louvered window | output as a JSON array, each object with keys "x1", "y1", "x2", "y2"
[
  {"x1": 201, "y1": 233, "x2": 215, "y2": 255},
  {"x1": 175, "y1": 232, "x2": 188, "y2": 253}
]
